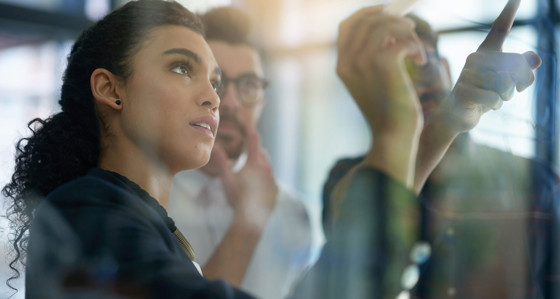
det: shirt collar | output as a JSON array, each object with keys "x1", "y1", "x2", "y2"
[
  {"x1": 172, "y1": 150, "x2": 248, "y2": 198},
  {"x1": 172, "y1": 169, "x2": 216, "y2": 199}
]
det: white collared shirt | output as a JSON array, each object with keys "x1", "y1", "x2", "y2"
[{"x1": 169, "y1": 168, "x2": 324, "y2": 299}]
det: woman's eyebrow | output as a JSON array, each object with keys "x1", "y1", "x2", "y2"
[{"x1": 162, "y1": 48, "x2": 201, "y2": 64}]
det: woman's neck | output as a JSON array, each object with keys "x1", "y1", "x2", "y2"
[{"x1": 98, "y1": 144, "x2": 173, "y2": 210}]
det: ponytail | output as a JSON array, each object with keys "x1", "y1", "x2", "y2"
[{"x1": 2, "y1": 111, "x2": 100, "y2": 291}]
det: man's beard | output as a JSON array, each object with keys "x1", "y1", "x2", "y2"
[
  {"x1": 216, "y1": 112, "x2": 246, "y2": 160},
  {"x1": 419, "y1": 90, "x2": 450, "y2": 118}
]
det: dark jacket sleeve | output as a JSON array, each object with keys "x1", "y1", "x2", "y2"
[
  {"x1": 291, "y1": 167, "x2": 418, "y2": 299},
  {"x1": 322, "y1": 156, "x2": 364, "y2": 229}
]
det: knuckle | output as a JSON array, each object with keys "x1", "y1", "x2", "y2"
[{"x1": 465, "y1": 52, "x2": 481, "y2": 65}]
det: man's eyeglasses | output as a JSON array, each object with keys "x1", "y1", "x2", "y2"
[
  {"x1": 216, "y1": 73, "x2": 269, "y2": 107},
  {"x1": 406, "y1": 49, "x2": 443, "y2": 85}
]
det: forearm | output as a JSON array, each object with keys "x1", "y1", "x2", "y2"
[
  {"x1": 201, "y1": 215, "x2": 267, "y2": 286},
  {"x1": 365, "y1": 130, "x2": 421, "y2": 190},
  {"x1": 413, "y1": 119, "x2": 459, "y2": 193}
]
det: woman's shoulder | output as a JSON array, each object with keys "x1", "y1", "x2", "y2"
[
  {"x1": 42, "y1": 169, "x2": 163, "y2": 226},
  {"x1": 34, "y1": 168, "x2": 169, "y2": 246},
  {"x1": 46, "y1": 169, "x2": 130, "y2": 208}
]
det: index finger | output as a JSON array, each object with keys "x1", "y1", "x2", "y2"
[{"x1": 477, "y1": 0, "x2": 520, "y2": 52}]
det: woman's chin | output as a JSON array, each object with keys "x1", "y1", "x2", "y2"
[
  {"x1": 168, "y1": 152, "x2": 211, "y2": 174},
  {"x1": 191, "y1": 151, "x2": 212, "y2": 169},
  {"x1": 197, "y1": 155, "x2": 212, "y2": 169}
]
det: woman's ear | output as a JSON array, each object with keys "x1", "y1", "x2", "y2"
[{"x1": 91, "y1": 68, "x2": 123, "y2": 110}]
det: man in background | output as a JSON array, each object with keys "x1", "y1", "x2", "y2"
[
  {"x1": 322, "y1": 14, "x2": 560, "y2": 298},
  {"x1": 169, "y1": 7, "x2": 324, "y2": 299}
]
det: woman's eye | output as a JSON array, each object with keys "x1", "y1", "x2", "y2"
[
  {"x1": 211, "y1": 80, "x2": 220, "y2": 92},
  {"x1": 172, "y1": 66, "x2": 188, "y2": 75},
  {"x1": 171, "y1": 63, "x2": 192, "y2": 76}
]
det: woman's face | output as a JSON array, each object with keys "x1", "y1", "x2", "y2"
[{"x1": 118, "y1": 25, "x2": 221, "y2": 174}]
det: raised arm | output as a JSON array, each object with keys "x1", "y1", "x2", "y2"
[
  {"x1": 413, "y1": 0, "x2": 541, "y2": 192},
  {"x1": 336, "y1": 5, "x2": 426, "y2": 190}
]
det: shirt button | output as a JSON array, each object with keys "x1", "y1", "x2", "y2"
[
  {"x1": 401, "y1": 265, "x2": 420, "y2": 290},
  {"x1": 396, "y1": 290, "x2": 410, "y2": 299},
  {"x1": 410, "y1": 241, "x2": 431, "y2": 264}
]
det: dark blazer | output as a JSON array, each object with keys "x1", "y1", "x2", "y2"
[{"x1": 26, "y1": 168, "x2": 253, "y2": 299}]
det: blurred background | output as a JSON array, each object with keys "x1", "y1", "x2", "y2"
[{"x1": 0, "y1": 0, "x2": 557, "y2": 297}]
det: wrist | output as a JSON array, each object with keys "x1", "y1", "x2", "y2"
[
  {"x1": 423, "y1": 112, "x2": 461, "y2": 144},
  {"x1": 362, "y1": 132, "x2": 420, "y2": 189},
  {"x1": 232, "y1": 205, "x2": 273, "y2": 234}
]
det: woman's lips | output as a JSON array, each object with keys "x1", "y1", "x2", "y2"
[{"x1": 190, "y1": 116, "x2": 218, "y2": 138}]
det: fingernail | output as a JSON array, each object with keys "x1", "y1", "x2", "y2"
[{"x1": 523, "y1": 52, "x2": 542, "y2": 69}]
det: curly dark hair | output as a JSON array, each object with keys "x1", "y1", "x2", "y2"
[{"x1": 1, "y1": 0, "x2": 204, "y2": 293}]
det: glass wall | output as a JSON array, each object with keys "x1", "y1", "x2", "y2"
[{"x1": 0, "y1": 0, "x2": 557, "y2": 297}]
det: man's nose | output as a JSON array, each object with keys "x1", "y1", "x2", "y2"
[{"x1": 220, "y1": 83, "x2": 242, "y2": 112}]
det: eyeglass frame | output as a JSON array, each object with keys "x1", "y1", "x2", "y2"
[
  {"x1": 216, "y1": 72, "x2": 269, "y2": 108},
  {"x1": 405, "y1": 47, "x2": 444, "y2": 85}
]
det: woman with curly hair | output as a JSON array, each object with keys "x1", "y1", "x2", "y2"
[{"x1": 1, "y1": 1, "x2": 256, "y2": 297}]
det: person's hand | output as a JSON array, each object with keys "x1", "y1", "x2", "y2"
[
  {"x1": 436, "y1": 0, "x2": 541, "y2": 133},
  {"x1": 336, "y1": 5, "x2": 428, "y2": 188},
  {"x1": 212, "y1": 125, "x2": 278, "y2": 227},
  {"x1": 201, "y1": 127, "x2": 278, "y2": 284},
  {"x1": 337, "y1": 5, "x2": 427, "y2": 140}
]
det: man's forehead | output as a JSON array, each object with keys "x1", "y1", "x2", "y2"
[{"x1": 208, "y1": 40, "x2": 263, "y2": 76}]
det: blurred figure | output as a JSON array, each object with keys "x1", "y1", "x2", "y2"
[
  {"x1": 322, "y1": 12, "x2": 559, "y2": 299},
  {"x1": 169, "y1": 7, "x2": 323, "y2": 299}
]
